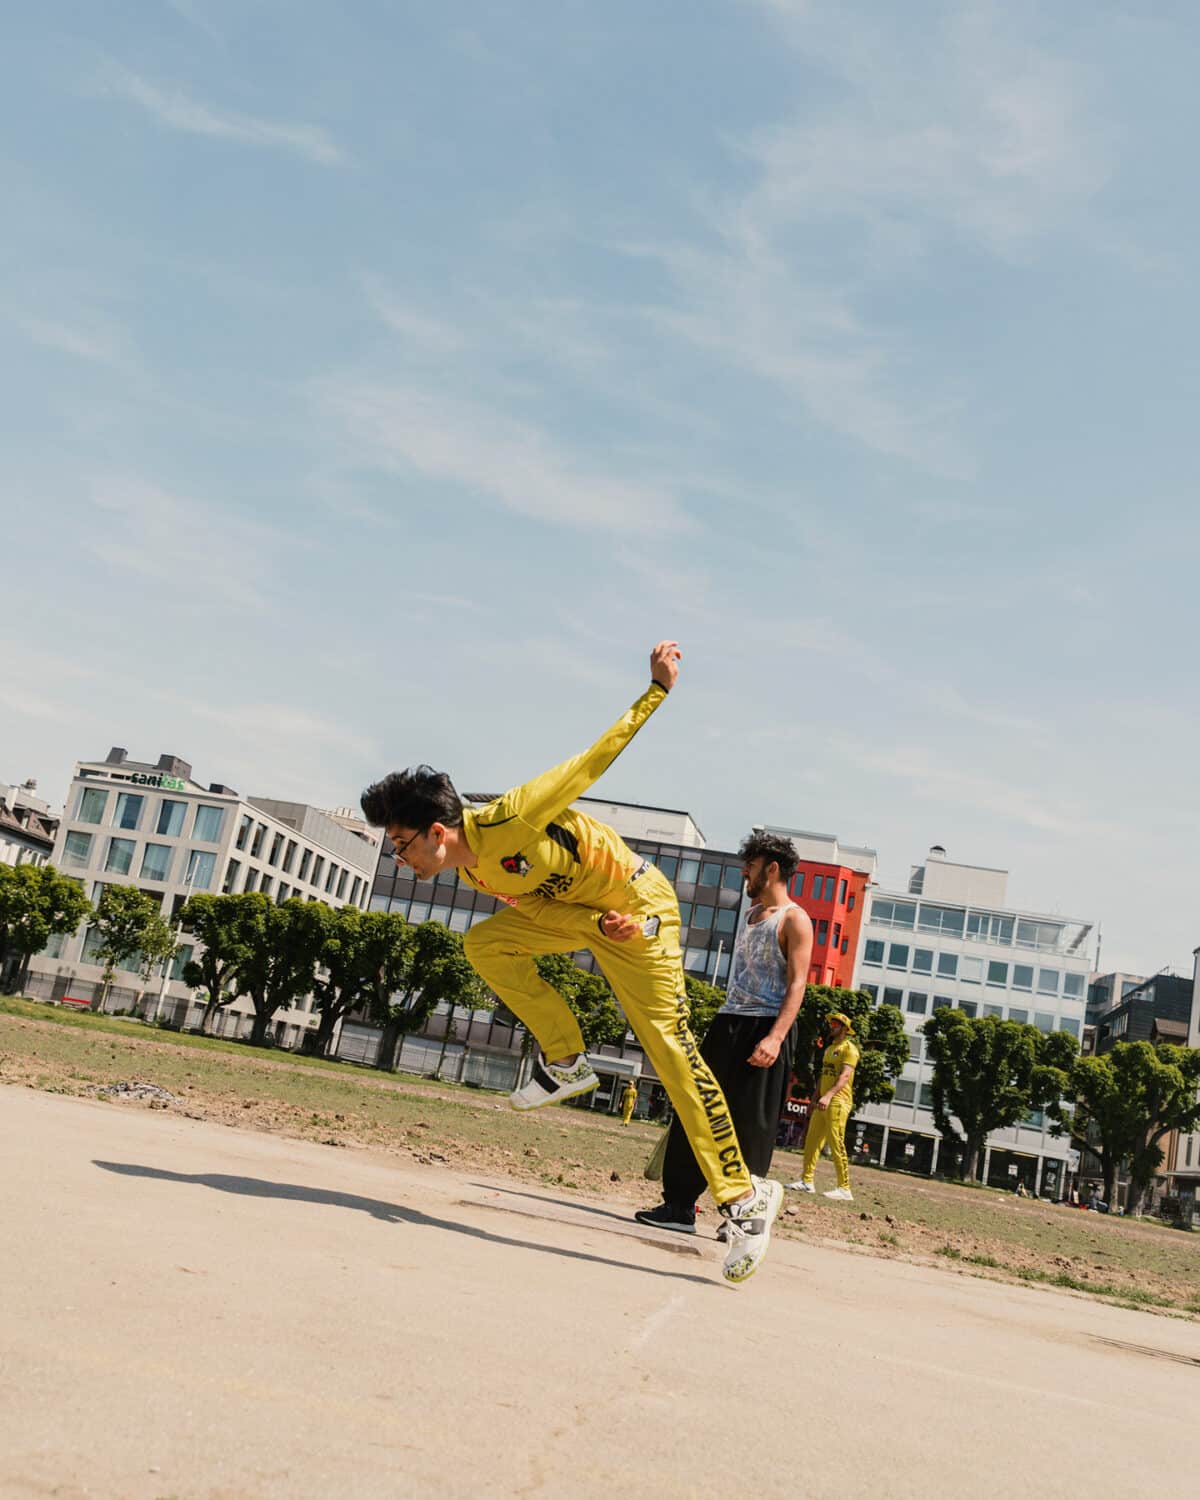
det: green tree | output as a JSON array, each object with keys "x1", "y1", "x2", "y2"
[
  {"x1": 790, "y1": 985, "x2": 909, "y2": 1113},
  {"x1": 178, "y1": 893, "x2": 254, "y2": 1035},
  {"x1": 0, "y1": 863, "x2": 93, "y2": 988},
  {"x1": 311, "y1": 907, "x2": 414, "y2": 1057},
  {"x1": 923, "y1": 1010, "x2": 1078, "y2": 1182},
  {"x1": 682, "y1": 974, "x2": 725, "y2": 1046},
  {"x1": 90, "y1": 886, "x2": 177, "y2": 1010},
  {"x1": 1047, "y1": 1042, "x2": 1200, "y2": 1210},
  {"x1": 370, "y1": 921, "x2": 488, "y2": 1071},
  {"x1": 233, "y1": 896, "x2": 333, "y2": 1047}
]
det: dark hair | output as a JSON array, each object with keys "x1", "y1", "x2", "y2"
[
  {"x1": 737, "y1": 830, "x2": 799, "y2": 883},
  {"x1": 360, "y1": 765, "x2": 464, "y2": 831}
]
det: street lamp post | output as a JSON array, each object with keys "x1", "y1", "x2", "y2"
[{"x1": 150, "y1": 859, "x2": 199, "y2": 1024}]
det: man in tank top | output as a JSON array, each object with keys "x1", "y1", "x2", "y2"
[{"x1": 635, "y1": 831, "x2": 812, "y2": 1238}]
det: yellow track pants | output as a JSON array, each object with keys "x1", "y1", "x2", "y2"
[
  {"x1": 463, "y1": 867, "x2": 752, "y2": 1206},
  {"x1": 801, "y1": 1093, "x2": 852, "y2": 1191},
  {"x1": 621, "y1": 1098, "x2": 636, "y2": 1124}
]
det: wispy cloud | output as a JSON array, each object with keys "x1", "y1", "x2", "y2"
[
  {"x1": 15, "y1": 315, "x2": 127, "y2": 367},
  {"x1": 315, "y1": 378, "x2": 693, "y2": 533},
  {"x1": 95, "y1": 66, "x2": 346, "y2": 166}
]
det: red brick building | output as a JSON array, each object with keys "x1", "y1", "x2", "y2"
[{"x1": 760, "y1": 826, "x2": 877, "y2": 988}]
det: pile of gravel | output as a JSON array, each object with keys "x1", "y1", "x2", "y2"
[{"x1": 87, "y1": 1080, "x2": 180, "y2": 1107}]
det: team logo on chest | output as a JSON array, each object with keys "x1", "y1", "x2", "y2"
[{"x1": 501, "y1": 853, "x2": 532, "y2": 877}]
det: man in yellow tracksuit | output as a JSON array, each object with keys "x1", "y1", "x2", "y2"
[
  {"x1": 361, "y1": 641, "x2": 784, "y2": 1284},
  {"x1": 620, "y1": 1080, "x2": 639, "y2": 1125},
  {"x1": 789, "y1": 1012, "x2": 859, "y2": 1202}
]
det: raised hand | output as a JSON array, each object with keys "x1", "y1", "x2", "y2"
[{"x1": 650, "y1": 640, "x2": 682, "y2": 692}]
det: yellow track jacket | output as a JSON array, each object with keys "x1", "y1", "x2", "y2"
[{"x1": 458, "y1": 682, "x2": 667, "y2": 910}]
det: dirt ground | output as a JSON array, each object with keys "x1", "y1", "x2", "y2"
[
  {"x1": 3, "y1": 1002, "x2": 1198, "y2": 1316},
  {"x1": 2, "y1": 1085, "x2": 1198, "y2": 1500}
]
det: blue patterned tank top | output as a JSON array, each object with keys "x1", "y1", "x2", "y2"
[{"x1": 720, "y1": 905, "x2": 789, "y2": 1017}]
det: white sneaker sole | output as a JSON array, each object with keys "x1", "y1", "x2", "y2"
[
  {"x1": 721, "y1": 1178, "x2": 783, "y2": 1286},
  {"x1": 509, "y1": 1074, "x2": 599, "y2": 1111}
]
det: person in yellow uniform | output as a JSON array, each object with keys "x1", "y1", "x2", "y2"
[
  {"x1": 360, "y1": 641, "x2": 784, "y2": 1285},
  {"x1": 788, "y1": 1012, "x2": 860, "y2": 1202},
  {"x1": 620, "y1": 1080, "x2": 639, "y2": 1125}
]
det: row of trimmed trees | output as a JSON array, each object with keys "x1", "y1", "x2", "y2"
[{"x1": 922, "y1": 1008, "x2": 1200, "y2": 1211}]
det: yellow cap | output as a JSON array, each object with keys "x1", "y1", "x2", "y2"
[{"x1": 829, "y1": 1012, "x2": 854, "y2": 1034}]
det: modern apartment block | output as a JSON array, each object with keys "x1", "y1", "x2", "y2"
[
  {"x1": 851, "y1": 846, "x2": 1096, "y2": 1198},
  {"x1": 28, "y1": 748, "x2": 377, "y2": 1044},
  {"x1": 760, "y1": 825, "x2": 877, "y2": 987}
]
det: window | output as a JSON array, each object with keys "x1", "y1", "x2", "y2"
[
  {"x1": 792, "y1": 873, "x2": 804, "y2": 898},
  {"x1": 260, "y1": 875, "x2": 273, "y2": 898},
  {"x1": 861, "y1": 983, "x2": 879, "y2": 1002},
  {"x1": 63, "y1": 830, "x2": 93, "y2": 867},
  {"x1": 170, "y1": 944, "x2": 194, "y2": 982},
  {"x1": 281, "y1": 839, "x2": 297, "y2": 874},
  {"x1": 959, "y1": 956, "x2": 983, "y2": 984},
  {"x1": 325, "y1": 863, "x2": 337, "y2": 894},
  {"x1": 912, "y1": 948, "x2": 934, "y2": 974},
  {"x1": 140, "y1": 843, "x2": 173, "y2": 882},
  {"x1": 250, "y1": 824, "x2": 266, "y2": 858},
  {"x1": 838, "y1": 878, "x2": 847, "y2": 905},
  {"x1": 268, "y1": 832, "x2": 284, "y2": 867},
  {"x1": 311, "y1": 856, "x2": 325, "y2": 888},
  {"x1": 222, "y1": 858, "x2": 241, "y2": 893},
  {"x1": 1012, "y1": 964, "x2": 1034, "y2": 992},
  {"x1": 936, "y1": 953, "x2": 958, "y2": 978},
  {"x1": 277, "y1": 883, "x2": 290, "y2": 904},
  {"x1": 966, "y1": 911, "x2": 1014, "y2": 945},
  {"x1": 337, "y1": 869, "x2": 348, "y2": 899},
  {"x1": 114, "y1": 792, "x2": 144, "y2": 830},
  {"x1": 847, "y1": 893, "x2": 856, "y2": 912},
  {"x1": 987, "y1": 961, "x2": 1008, "y2": 987},
  {"x1": 657, "y1": 855, "x2": 678, "y2": 881},
  {"x1": 984, "y1": 1004, "x2": 1003, "y2": 1018},
  {"x1": 1035, "y1": 1012, "x2": 1055, "y2": 1033},
  {"x1": 77, "y1": 787, "x2": 108, "y2": 824},
  {"x1": 887, "y1": 943, "x2": 909, "y2": 970},
  {"x1": 678, "y1": 858, "x2": 699, "y2": 885},
  {"x1": 298, "y1": 848, "x2": 313, "y2": 882},
  {"x1": 1037, "y1": 968, "x2": 1060, "y2": 996},
  {"x1": 871, "y1": 898, "x2": 916, "y2": 930},
  {"x1": 156, "y1": 800, "x2": 186, "y2": 837},
  {"x1": 832, "y1": 922, "x2": 841, "y2": 948},
  {"x1": 817, "y1": 920, "x2": 828, "y2": 946},
  {"x1": 185, "y1": 850, "x2": 217, "y2": 890},
  {"x1": 409, "y1": 901, "x2": 430, "y2": 922},
  {"x1": 918, "y1": 903, "x2": 965, "y2": 937},
  {"x1": 236, "y1": 814, "x2": 252, "y2": 851},
  {"x1": 193, "y1": 805, "x2": 226, "y2": 843},
  {"x1": 863, "y1": 939, "x2": 885, "y2": 965},
  {"x1": 721, "y1": 865, "x2": 742, "y2": 892},
  {"x1": 699, "y1": 861, "x2": 722, "y2": 888},
  {"x1": 243, "y1": 868, "x2": 258, "y2": 892},
  {"x1": 894, "y1": 1079, "x2": 915, "y2": 1103},
  {"x1": 677, "y1": 901, "x2": 692, "y2": 925},
  {"x1": 958, "y1": 1000, "x2": 978, "y2": 1017},
  {"x1": 883, "y1": 987, "x2": 904, "y2": 1008},
  {"x1": 1062, "y1": 972, "x2": 1084, "y2": 1000},
  {"x1": 449, "y1": 908, "x2": 471, "y2": 932},
  {"x1": 1016, "y1": 918, "x2": 1065, "y2": 954},
  {"x1": 1008, "y1": 1007, "x2": 1029, "y2": 1025},
  {"x1": 841, "y1": 938, "x2": 848, "y2": 953},
  {"x1": 908, "y1": 1036, "x2": 922, "y2": 1061},
  {"x1": 715, "y1": 907, "x2": 736, "y2": 934},
  {"x1": 104, "y1": 837, "x2": 135, "y2": 875},
  {"x1": 906, "y1": 992, "x2": 928, "y2": 1014},
  {"x1": 919, "y1": 1084, "x2": 934, "y2": 1110},
  {"x1": 350, "y1": 877, "x2": 361, "y2": 906},
  {"x1": 1060, "y1": 1018, "x2": 1081, "y2": 1038}
]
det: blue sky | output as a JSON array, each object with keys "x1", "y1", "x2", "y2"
[{"x1": 2, "y1": 1, "x2": 1197, "y2": 977}]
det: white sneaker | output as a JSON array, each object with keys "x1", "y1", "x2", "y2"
[
  {"x1": 786, "y1": 1180, "x2": 816, "y2": 1193},
  {"x1": 823, "y1": 1187, "x2": 854, "y2": 1202},
  {"x1": 719, "y1": 1176, "x2": 783, "y2": 1285},
  {"x1": 509, "y1": 1055, "x2": 599, "y2": 1111}
]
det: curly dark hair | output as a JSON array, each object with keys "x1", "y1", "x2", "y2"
[
  {"x1": 360, "y1": 765, "x2": 464, "y2": 831},
  {"x1": 736, "y1": 830, "x2": 799, "y2": 882}
]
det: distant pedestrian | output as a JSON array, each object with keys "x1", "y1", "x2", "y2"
[
  {"x1": 620, "y1": 1080, "x2": 639, "y2": 1125},
  {"x1": 788, "y1": 1013, "x2": 860, "y2": 1202}
]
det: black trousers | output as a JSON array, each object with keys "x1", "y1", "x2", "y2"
[{"x1": 661, "y1": 1013, "x2": 799, "y2": 1207}]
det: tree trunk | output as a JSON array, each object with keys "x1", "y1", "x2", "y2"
[
  {"x1": 965, "y1": 1137, "x2": 984, "y2": 1183},
  {"x1": 375, "y1": 1015, "x2": 406, "y2": 1071},
  {"x1": 249, "y1": 1004, "x2": 273, "y2": 1047},
  {"x1": 314, "y1": 1005, "x2": 341, "y2": 1058},
  {"x1": 1102, "y1": 1160, "x2": 1116, "y2": 1208}
]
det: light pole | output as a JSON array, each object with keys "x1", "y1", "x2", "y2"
[{"x1": 150, "y1": 859, "x2": 198, "y2": 1023}]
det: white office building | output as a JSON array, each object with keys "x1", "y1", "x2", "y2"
[
  {"x1": 28, "y1": 748, "x2": 377, "y2": 1043},
  {"x1": 852, "y1": 846, "x2": 1096, "y2": 1199}
]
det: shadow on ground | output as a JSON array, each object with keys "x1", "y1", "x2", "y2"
[{"x1": 93, "y1": 1159, "x2": 718, "y2": 1289}]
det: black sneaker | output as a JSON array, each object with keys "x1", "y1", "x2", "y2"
[{"x1": 634, "y1": 1201, "x2": 697, "y2": 1235}]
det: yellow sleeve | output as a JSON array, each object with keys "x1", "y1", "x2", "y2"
[{"x1": 500, "y1": 682, "x2": 668, "y2": 832}]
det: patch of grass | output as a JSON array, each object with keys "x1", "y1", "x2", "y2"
[
  {"x1": 963, "y1": 1252, "x2": 1001, "y2": 1268},
  {"x1": 878, "y1": 1231, "x2": 900, "y2": 1247},
  {"x1": 935, "y1": 1244, "x2": 962, "y2": 1259}
]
